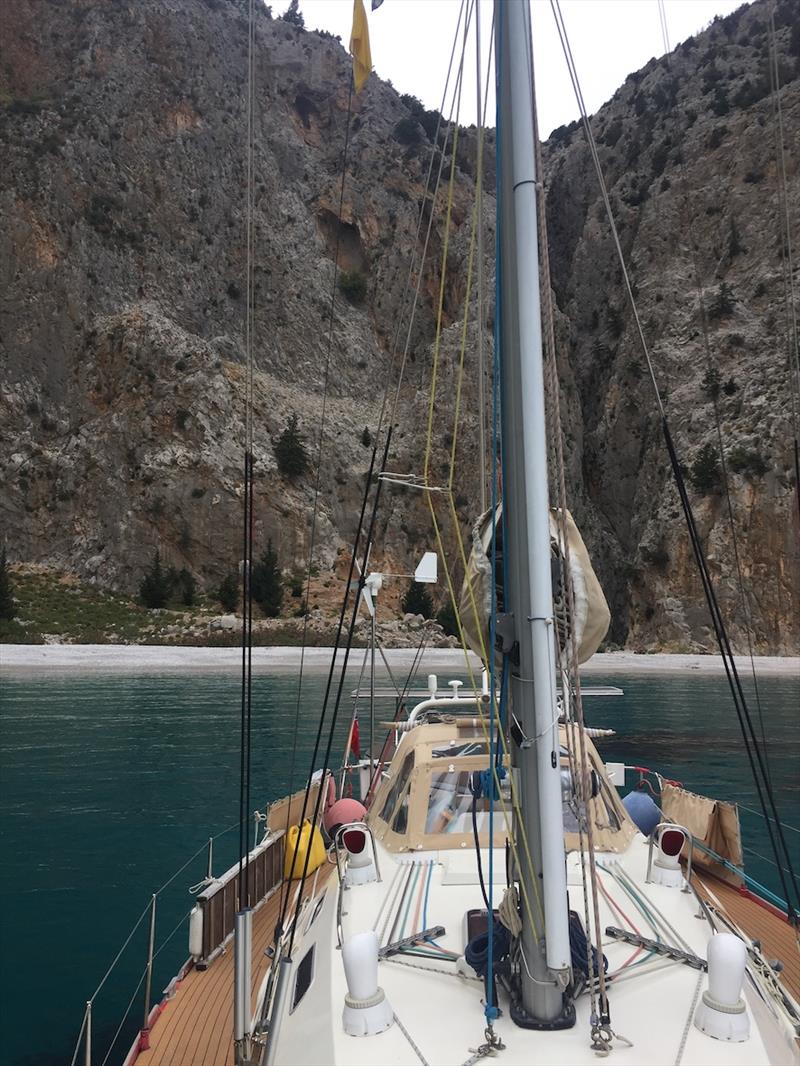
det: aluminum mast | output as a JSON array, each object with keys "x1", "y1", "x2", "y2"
[{"x1": 495, "y1": 0, "x2": 574, "y2": 1028}]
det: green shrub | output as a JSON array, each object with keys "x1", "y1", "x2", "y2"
[
  {"x1": 393, "y1": 116, "x2": 422, "y2": 145},
  {"x1": 0, "y1": 549, "x2": 17, "y2": 621},
  {"x1": 728, "y1": 216, "x2": 745, "y2": 257},
  {"x1": 743, "y1": 168, "x2": 764, "y2": 184},
  {"x1": 641, "y1": 544, "x2": 670, "y2": 570},
  {"x1": 339, "y1": 270, "x2": 367, "y2": 304},
  {"x1": 274, "y1": 414, "x2": 309, "y2": 479},
  {"x1": 727, "y1": 446, "x2": 769, "y2": 478}
]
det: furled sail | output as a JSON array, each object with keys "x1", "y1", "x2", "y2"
[{"x1": 459, "y1": 504, "x2": 610, "y2": 665}]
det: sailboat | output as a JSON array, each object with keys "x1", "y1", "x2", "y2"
[{"x1": 102, "y1": 2, "x2": 800, "y2": 1065}]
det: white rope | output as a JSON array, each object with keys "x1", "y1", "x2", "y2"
[
  {"x1": 394, "y1": 1009, "x2": 430, "y2": 1066},
  {"x1": 384, "y1": 955, "x2": 479, "y2": 981},
  {"x1": 498, "y1": 884, "x2": 522, "y2": 937},
  {"x1": 674, "y1": 970, "x2": 704, "y2": 1066}
]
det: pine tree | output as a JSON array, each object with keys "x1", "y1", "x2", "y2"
[
  {"x1": 139, "y1": 550, "x2": 171, "y2": 609},
  {"x1": 281, "y1": 0, "x2": 304, "y2": 29},
  {"x1": 218, "y1": 570, "x2": 239, "y2": 613},
  {"x1": 708, "y1": 282, "x2": 735, "y2": 320},
  {"x1": 0, "y1": 548, "x2": 18, "y2": 621},
  {"x1": 701, "y1": 365, "x2": 722, "y2": 400},
  {"x1": 401, "y1": 581, "x2": 433, "y2": 619},
  {"x1": 435, "y1": 599, "x2": 458, "y2": 637},
  {"x1": 689, "y1": 443, "x2": 721, "y2": 495},
  {"x1": 252, "y1": 541, "x2": 283, "y2": 617},
  {"x1": 177, "y1": 567, "x2": 197, "y2": 607},
  {"x1": 274, "y1": 415, "x2": 309, "y2": 480}
]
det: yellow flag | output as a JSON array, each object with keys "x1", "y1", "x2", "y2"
[{"x1": 349, "y1": 0, "x2": 372, "y2": 93}]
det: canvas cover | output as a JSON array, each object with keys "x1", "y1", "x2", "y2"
[
  {"x1": 459, "y1": 504, "x2": 610, "y2": 666},
  {"x1": 661, "y1": 782, "x2": 744, "y2": 886},
  {"x1": 369, "y1": 722, "x2": 637, "y2": 855}
]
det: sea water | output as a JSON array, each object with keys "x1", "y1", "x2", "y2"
[{"x1": 1, "y1": 667, "x2": 797, "y2": 1066}]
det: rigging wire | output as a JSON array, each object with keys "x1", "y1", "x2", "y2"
[
  {"x1": 277, "y1": 0, "x2": 480, "y2": 945},
  {"x1": 382, "y1": 1, "x2": 469, "y2": 436},
  {"x1": 767, "y1": 2, "x2": 800, "y2": 531},
  {"x1": 238, "y1": 0, "x2": 257, "y2": 912},
  {"x1": 280, "y1": 68, "x2": 356, "y2": 868},
  {"x1": 276, "y1": 434, "x2": 381, "y2": 934},
  {"x1": 550, "y1": 0, "x2": 800, "y2": 924},
  {"x1": 656, "y1": 4, "x2": 771, "y2": 780},
  {"x1": 474, "y1": 0, "x2": 488, "y2": 514},
  {"x1": 285, "y1": 431, "x2": 394, "y2": 956},
  {"x1": 531, "y1": 10, "x2": 610, "y2": 1026}
]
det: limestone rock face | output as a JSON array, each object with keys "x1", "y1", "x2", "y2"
[
  {"x1": 541, "y1": 0, "x2": 799, "y2": 652},
  {"x1": 1, "y1": 0, "x2": 798, "y2": 652}
]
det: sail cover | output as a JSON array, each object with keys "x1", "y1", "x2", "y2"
[{"x1": 459, "y1": 504, "x2": 610, "y2": 665}]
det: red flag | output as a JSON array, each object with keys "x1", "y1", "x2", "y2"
[{"x1": 349, "y1": 714, "x2": 361, "y2": 759}]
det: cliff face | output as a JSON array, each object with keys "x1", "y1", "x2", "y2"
[
  {"x1": 542, "y1": 0, "x2": 800, "y2": 652},
  {"x1": 1, "y1": 0, "x2": 798, "y2": 652}
]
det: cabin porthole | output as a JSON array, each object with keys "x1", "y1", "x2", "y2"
[{"x1": 291, "y1": 945, "x2": 315, "y2": 1012}]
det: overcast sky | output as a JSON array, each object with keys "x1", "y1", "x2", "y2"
[{"x1": 287, "y1": 0, "x2": 745, "y2": 135}]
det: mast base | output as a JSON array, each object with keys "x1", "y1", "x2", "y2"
[{"x1": 509, "y1": 994, "x2": 575, "y2": 1031}]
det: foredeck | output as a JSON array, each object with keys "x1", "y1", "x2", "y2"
[
  {"x1": 135, "y1": 868, "x2": 332, "y2": 1066},
  {"x1": 694, "y1": 870, "x2": 800, "y2": 1005}
]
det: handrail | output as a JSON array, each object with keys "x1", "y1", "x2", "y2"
[
  {"x1": 645, "y1": 821, "x2": 694, "y2": 893},
  {"x1": 333, "y1": 821, "x2": 382, "y2": 948},
  {"x1": 736, "y1": 802, "x2": 800, "y2": 836},
  {"x1": 68, "y1": 814, "x2": 251, "y2": 1066},
  {"x1": 195, "y1": 831, "x2": 285, "y2": 965}
]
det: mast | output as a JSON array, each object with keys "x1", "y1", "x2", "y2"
[{"x1": 495, "y1": 0, "x2": 574, "y2": 1027}]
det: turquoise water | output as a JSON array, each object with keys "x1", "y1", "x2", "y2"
[{"x1": 1, "y1": 667, "x2": 797, "y2": 1066}]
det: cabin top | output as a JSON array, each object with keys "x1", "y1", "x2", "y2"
[{"x1": 367, "y1": 721, "x2": 637, "y2": 853}]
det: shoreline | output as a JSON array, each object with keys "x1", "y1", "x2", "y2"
[{"x1": 1, "y1": 644, "x2": 798, "y2": 677}]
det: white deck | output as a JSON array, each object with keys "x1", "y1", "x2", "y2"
[{"x1": 274, "y1": 836, "x2": 799, "y2": 1066}]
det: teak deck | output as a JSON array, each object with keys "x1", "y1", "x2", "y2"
[
  {"x1": 135, "y1": 868, "x2": 331, "y2": 1066},
  {"x1": 694, "y1": 869, "x2": 800, "y2": 1005}
]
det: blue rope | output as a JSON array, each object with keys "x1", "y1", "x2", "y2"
[{"x1": 690, "y1": 840, "x2": 789, "y2": 912}]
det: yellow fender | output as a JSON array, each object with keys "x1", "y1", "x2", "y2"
[{"x1": 284, "y1": 819, "x2": 326, "y2": 880}]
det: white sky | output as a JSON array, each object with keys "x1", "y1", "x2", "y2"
[{"x1": 285, "y1": 0, "x2": 745, "y2": 136}]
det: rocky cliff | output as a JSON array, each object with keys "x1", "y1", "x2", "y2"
[{"x1": 1, "y1": 0, "x2": 798, "y2": 652}]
